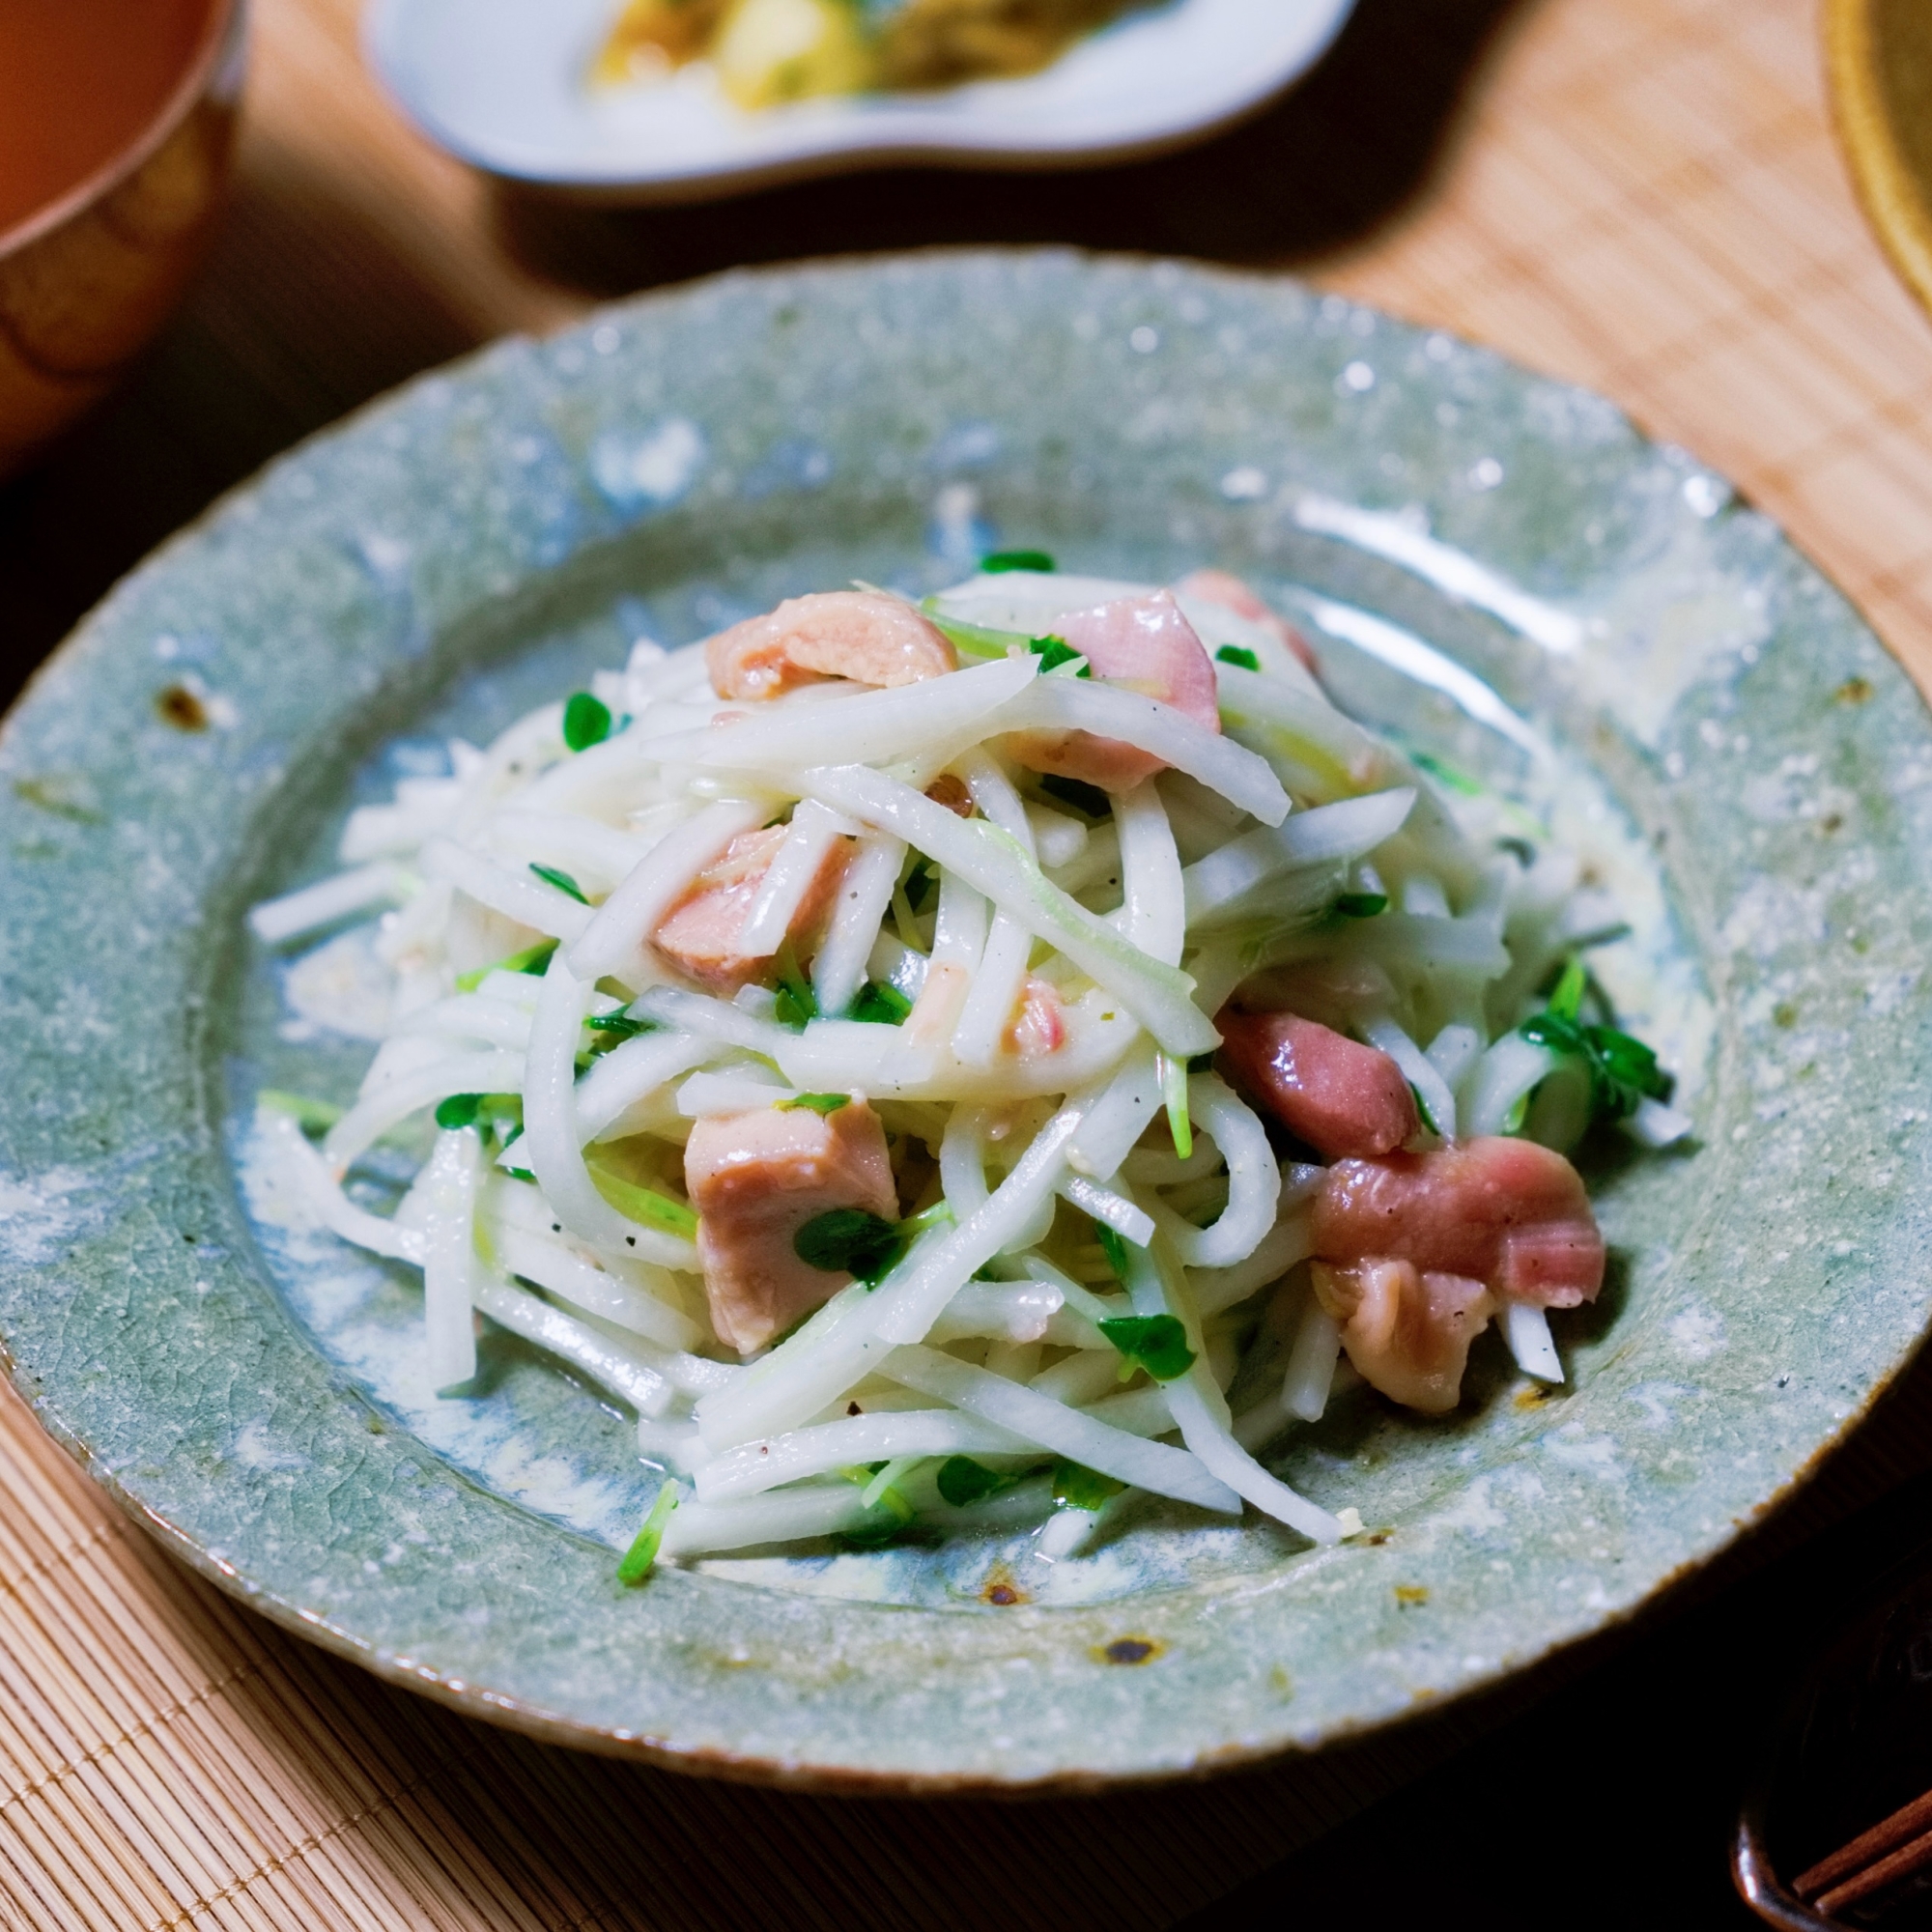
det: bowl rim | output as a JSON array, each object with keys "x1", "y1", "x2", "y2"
[{"x1": 0, "y1": 0, "x2": 241, "y2": 263}]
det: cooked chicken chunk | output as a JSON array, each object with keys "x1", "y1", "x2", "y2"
[
  {"x1": 1218, "y1": 1009, "x2": 1419, "y2": 1160},
  {"x1": 685, "y1": 1098, "x2": 897, "y2": 1353},
  {"x1": 705, "y1": 590, "x2": 956, "y2": 700}
]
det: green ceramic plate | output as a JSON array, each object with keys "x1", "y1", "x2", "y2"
[{"x1": 3, "y1": 252, "x2": 1928, "y2": 1791}]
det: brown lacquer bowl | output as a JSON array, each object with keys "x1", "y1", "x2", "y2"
[{"x1": 0, "y1": 0, "x2": 244, "y2": 480}]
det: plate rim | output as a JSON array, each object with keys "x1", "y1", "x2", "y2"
[{"x1": 5, "y1": 246, "x2": 1931, "y2": 1792}]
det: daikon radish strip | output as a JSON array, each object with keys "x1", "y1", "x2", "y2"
[
  {"x1": 394, "y1": 994, "x2": 534, "y2": 1050},
  {"x1": 1180, "y1": 788, "x2": 1415, "y2": 926},
  {"x1": 1115, "y1": 781, "x2": 1186, "y2": 966},
  {"x1": 806, "y1": 767, "x2": 1218, "y2": 1058},
  {"x1": 1503, "y1": 1303, "x2": 1564, "y2": 1383},
  {"x1": 653, "y1": 655, "x2": 1038, "y2": 773},
  {"x1": 1189, "y1": 1213, "x2": 1313, "y2": 1317},
  {"x1": 250, "y1": 862, "x2": 412, "y2": 945},
  {"x1": 1362, "y1": 1017, "x2": 1458, "y2": 1141},
  {"x1": 637, "y1": 1417, "x2": 711, "y2": 1479},
  {"x1": 1626, "y1": 1096, "x2": 1692, "y2": 1148},
  {"x1": 574, "y1": 1032, "x2": 712, "y2": 1143},
  {"x1": 1426, "y1": 1022, "x2": 1484, "y2": 1094},
  {"x1": 879, "y1": 1345, "x2": 1239, "y2": 1514},
  {"x1": 1059, "y1": 1175, "x2": 1156, "y2": 1247},
  {"x1": 523, "y1": 952, "x2": 661, "y2": 1256},
  {"x1": 324, "y1": 1049, "x2": 525, "y2": 1172},
  {"x1": 1123, "y1": 1237, "x2": 1344, "y2": 1543},
  {"x1": 471, "y1": 1276, "x2": 673, "y2": 1418},
  {"x1": 927, "y1": 1280, "x2": 1076, "y2": 1347},
  {"x1": 1283, "y1": 1292, "x2": 1342, "y2": 1421},
  {"x1": 416, "y1": 1129, "x2": 483, "y2": 1388},
  {"x1": 490, "y1": 1224, "x2": 701, "y2": 1353},
  {"x1": 659, "y1": 1484, "x2": 879, "y2": 1558},
  {"x1": 930, "y1": 867, "x2": 988, "y2": 973},
  {"x1": 695, "y1": 1410, "x2": 1029, "y2": 1503},
  {"x1": 263, "y1": 1111, "x2": 427, "y2": 1264},
  {"x1": 813, "y1": 832, "x2": 905, "y2": 1017},
  {"x1": 1464, "y1": 1032, "x2": 1558, "y2": 1137},
  {"x1": 1146, "y1": 1077, "x2": 1279, "y2": 1269},
  {"x1": 568, "y1": 798, "x2": 766, "y2": 981},
  {"x1": 1065, "y1": 1040, "x2": 1164, "y2": 1179},
  {"x1": 989, "y1": 680, "x2": 1289, "y2": 824},
  {"x1": 630, "y1": 985, "x2": 797, "y2": 1058},
  {"x1": 952, "y1": 916, "x2": 1033, "y2": 1065},
  {"x1": 421, "y1": 838, "x2": 593, "y2": 943},
  {"x1": 676, "y1": 1068, "x2": 791, "y2": 1117},
  {"x1": 737, "y1": 800, "x2": 859, "y2": 958},
  {"x1": 486, "y1": 809, "x2": 658, "y2": 887}
]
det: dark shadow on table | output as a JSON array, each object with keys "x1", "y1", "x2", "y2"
[
  {"x1": 0, "y1": 0, "x2": 1525, "y2": 696},
  {"x1": 490, "y1": 0, "x2": 1526, "y2": 294}
]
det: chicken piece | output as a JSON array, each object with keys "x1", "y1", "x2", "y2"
[
  {"x1": 652, "y1": 825, "x2": 848, "y2": 993},
  {"x1": 1218, "y1": 1009, "x2": 1418, "y2": 1160},
  {"x1": 1005, "y1": 589, "x2": 1221, "y2": 792},
  {"x1": 686, "y1": 1098, "x2": 897, "y2": 1354},
  {"x1": 705, "y1": 591, "x2": 956, "y2": 700},
  {"x1": 1177, "y1": 568, "x2": 1321, "y2": 674},
  {"x1": 1312, "y1": 1260, "x2": 1496, "y2": 1414},
  {"x1": 1311, "y1": 1137, "x2": 1605, "y2": 1309}
]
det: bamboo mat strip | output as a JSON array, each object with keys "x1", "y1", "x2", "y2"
[{"x1": 8, "y1": 0, "x2": 1932, "y2": 1923}]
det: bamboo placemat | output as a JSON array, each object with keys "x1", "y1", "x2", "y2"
[{"x1": 8, "y1": 0, "x2": 1932, "y2": 1923}]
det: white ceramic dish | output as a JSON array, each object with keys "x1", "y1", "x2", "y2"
[{"x1": 363, "y1": 0, "x2": 1356, "y2": 202}]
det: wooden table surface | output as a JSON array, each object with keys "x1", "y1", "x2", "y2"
[{"x1": 5, "y1": 0, "x2": 1932, "y2": 1924}]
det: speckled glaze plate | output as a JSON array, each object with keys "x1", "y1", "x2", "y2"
[{"x1": 3, "y1": 252, "x2": 1930, "y2": 1793}]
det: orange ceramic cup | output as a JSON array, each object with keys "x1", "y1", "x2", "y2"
[{"x1": 0, "y1": 0, "x2": 245, "y2": 480}]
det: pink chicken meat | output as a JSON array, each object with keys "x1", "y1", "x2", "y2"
[
  {"x1": 1312, "y1": 1137, "x2": 1605, "y2": 1309},
  {"x1": 706, "y1": 590, "x2": 956, "y2": 699},
  {"x1": 1005, "y1": 589, "x2": 1221, "y2": 792},
  {"x1": 1217, "y1": 1009, "x2": 1418, "y2": 1160},
  {"x1": 684, "y1": 1098, "x2": 898, "y2": 1354},
  {"x1": 653, "y1": 825, "x2": 848, "y2": 994},
  {"x1": 1311, "y1": 1260, "x2": 1496, "y2": 1416}
]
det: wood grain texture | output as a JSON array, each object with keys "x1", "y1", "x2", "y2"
[{"x1": 5, "y1": 0, "x2": 1932, "y2": 1923}]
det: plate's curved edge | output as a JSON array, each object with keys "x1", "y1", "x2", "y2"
[
  {"x1": 360, "y1": 0, "x2": 1356, "y2": 199},
  {"x1": 7, "y1": 247, "x2": 1932, "y2": 1788}
]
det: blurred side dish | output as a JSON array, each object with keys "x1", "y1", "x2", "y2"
[{"x1": 593, "y1": 0, "x2": 1139, "y2": 111}]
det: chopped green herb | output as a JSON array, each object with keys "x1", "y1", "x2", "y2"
[
  {"x1": 529, "y1": 862, "x2": 588, "y2": 904},
  {"x1": 616, "y1": 1480, "x2": 681, "y2": 1586},
  {"x1": 1407, "y1": 1082, "x2": 1440, "y2": 1138},
  {"x1": 1517, "y1": 959, "x2": 1671, "y2": 1123},
  {"x1": 899, "y1": 1201, "x2": 956, "y2": 1237},
  {"x1": 562, "y1": 692, "x2": 611, "y2": 753},
  {"x1": 773, "y1": 938, "x2": 819, "y2": 1030},
  {"x1": 1214, "y1": 644, "x2": 1261, "y2": 672},
  {"x1": 584, "y1": 1012, "x2": 656, "y2": 1042},
  {"x1": 1038, "y1": 774, "x2": 1111, "y2": 818},
  {"x1": 435, "y1": 1093, "x2": 484, "y2": 1130},
  {"x1": 504, "y1": 1166, "x2": 538, "y2": 1183},
  {"x1": 923, "y1": 608, "x2": 1026, "y2": 662},
  {"x1": 780, "y1": 1093, "x2": 850, "y2": 1116},
  {"x1": 1029, "y1": 635, "x2": 1091, "y2": 676},
  {"x1": 793, "y1": 1208, "x2": 905, "y2": 1285},
  {"x1": 936, "y1": 1457, "x2": 1007, "y2": 1508},
  {"x1": 586, "y1": 1162, "x2": 700, "y2": 1237},
  {"x1": 1052, "y1": 1460, "x2": 1125, "y2": 1512},
  {"x1": 902, "y1": 856, "x2": 939, "y2": 913},
  {"x1": 1094, "y1": 1221, "x2": 1138, "y2": 1286},
  {"x1": 1411, "y1": 749, "x2": 1485, "y2": 798},
  {"x1": 258, "y1": 1090, "x2": 344, "y2": 1134},
  {"x1": 455, "y1": 938, "x2": 558, "y2": 992},
  {"x1": 980, "y1": 549, "x2": 1056, "y2": 574},
  {"x1": 1098, "y1": 1314, "x2": 1197, "y2": 1382},
  {"x1": 849, "y1": 980, "x2": 912, "y2": 1026},
  {"x1": 1160, "y1": 1053, "x2": 1193, "y2": 1161},
  {"x1": 1546, "y1": 955, "x2": 1588, "y2": 1023},
  {"x1": 1335, "y1": 892, "x2": 1390, "y2": 919}
]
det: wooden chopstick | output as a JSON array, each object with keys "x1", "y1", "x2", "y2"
[{"x1": 1795, "y1": 1784, "x2": 1932, "y2": 1904}]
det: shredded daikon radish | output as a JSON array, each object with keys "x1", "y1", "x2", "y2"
[{"x1": 250, "y1": 560, "x2": 1673, "y2": 1574}]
